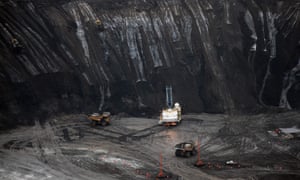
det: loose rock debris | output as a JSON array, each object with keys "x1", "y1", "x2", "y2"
[{"x1": 268, "y1": 126, "x2": 300, "y2": 140}]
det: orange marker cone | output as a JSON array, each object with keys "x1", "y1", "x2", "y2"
[
  {"x1": 195, "y1": 138, "x2": 205, "y2": 167},
  {"x1": 157, "y1": 153, "x2": 165, "y2": 178}
]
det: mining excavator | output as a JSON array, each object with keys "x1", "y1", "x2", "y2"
[
  {"x1": 158, "y1": 86, "x2": 182, "y2": 126},
  {"x1": 88, "y1": 112, "x2": 111, "y2": 126}
]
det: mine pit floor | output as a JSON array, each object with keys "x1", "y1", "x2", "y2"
[{"x1": 0, "y1": 112, "x2": 300, "y2": 180}]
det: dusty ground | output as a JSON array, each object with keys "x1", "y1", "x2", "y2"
[{"x1": 0, "y1": 112, "x2": 300, "y2": 180}]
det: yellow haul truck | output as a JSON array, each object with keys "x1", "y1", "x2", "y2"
[
  {"x1": 88, "y1": 112, "x2": 111, "y2": 126},
  {"x1": 175, "y1": 142, "x2": 197, "y2": 157}
]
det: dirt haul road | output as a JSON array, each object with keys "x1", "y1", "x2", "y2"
[{"x1": 0, "y1": 112, "x2": 300, "y2": 180}]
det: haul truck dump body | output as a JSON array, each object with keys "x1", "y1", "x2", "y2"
[
  {"x1": 88, "y1": 112, "x2": 111, "y2": 126},
  {"x1": 175, "y1": 142, "x2": 197, "y2": 157}
]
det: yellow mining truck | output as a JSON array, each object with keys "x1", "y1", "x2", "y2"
[
  {"x1": 175, "y1": 142, "x2": 197, "y2": 157},
  {"x1": 88, "y1": 112, "x2": 111, "y2": 126}
]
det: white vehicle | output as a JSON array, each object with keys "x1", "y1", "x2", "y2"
[{"x1": 159, "y1": 102, "x2": 181, "y2": 126}]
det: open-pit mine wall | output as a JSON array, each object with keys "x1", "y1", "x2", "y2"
[{"x1": 0, "y1": 0, "x2": 299, "y2": 128}]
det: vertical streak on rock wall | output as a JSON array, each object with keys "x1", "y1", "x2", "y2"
[
  {"x1": 98, "y1": 32, "x2": 110, "y2": 62},
  {"x1": 78, "y1": 2, "x2": 97, "y2": 21},
  {"x1": 279, "y1": 58, "x2": 300, "y2": 109},
  {"x1": 258, "y1": 11, "x2": 266, "y2": 51},
  {"x1": 152, "y1": 14, "x2": 171, "y2": 67},
  {"x1": 137, "y1": 12, "x2": 163, "y2": 68},
  {"x1": 184, "y1": 0, "x2": 234, "y2": 111},
  {"x1": 69, "y1": 5, "x2": 90, "y2": 66},
  {"x1": 125, "y1": 15, "x2": 146, "y2": 82},
  {"x1": 161, "y1": 1, "x2": 181, "y2": 42},
  {"x1": 259, "y1": 9, "x2": 277, "y2": 106},
  {"x1": 98, "y1": 86, "x2": 105, "y2": 111},
  {"x1": 182, "y1": 14, "x2": 193, "y2": 53},
  {"x1": 244, "y1": 10, "x2": 257, "y2": 52},
  {"x1": 224, "y1": 0, "x2": 231, "y2": 24}
]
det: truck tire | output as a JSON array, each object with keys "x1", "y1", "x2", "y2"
[
  {"x1": 185, "y1": 152, "x2": 191, "y2": 157},
  {"x1": 92, "y1": 121, "x2": 97, "y2": 126},
  {"x1": 192, "y1": 149, "x2": 197, "y2": 156},
  {"x1": 101, "y1": 119, "x2": 107, "y2": 126},
  {"x1": 175, "y1": 150, "x2": 181, "y2": 157}
]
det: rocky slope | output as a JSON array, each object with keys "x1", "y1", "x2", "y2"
[{"x1": 0, "y1": 0, "x2": 299, "y2": 128}]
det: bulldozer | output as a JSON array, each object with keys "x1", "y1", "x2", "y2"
[
  {"x1": 175, "y1": 142, "x2": 197, "y2": 157},
  {"x1": 88, "y1": 112, "x2": 111, "y2": 126}
]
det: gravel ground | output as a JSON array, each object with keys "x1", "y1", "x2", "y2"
[{"x1": 0, "y1": 112, "x2": 299, "y2": 180}]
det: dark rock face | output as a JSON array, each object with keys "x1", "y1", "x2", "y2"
[{"x1": 0, "y1": 0, "x2": 299, "y2": 128}]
